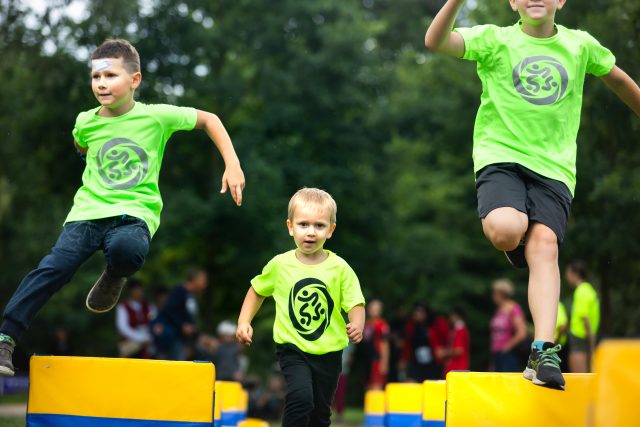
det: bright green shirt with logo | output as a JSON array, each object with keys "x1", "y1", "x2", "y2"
[
  {"x1": 455, "y1": 22, "x2": 616, "y2": 195},
  {"x1": 251, "y1": 250, "x2": 365, "y2": 355},
  {"x1": 65, "y1": 103, "x2": 197, "y2": 237},
  {"x1": 570, "y1": 282, "x2": 600, "y2": 339}
]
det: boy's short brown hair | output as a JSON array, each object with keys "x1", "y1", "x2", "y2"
[
  {"x1": 92, "y1": 39, "x2": 140, "y2": 73},
  {"x1": 288, "y1": 188, "x2": 337, "y2": 224}
]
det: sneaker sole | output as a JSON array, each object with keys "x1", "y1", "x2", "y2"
[
  {"x1": 524, "y1": 368, "x2": 565, "y2": 391},
  {"x1": 0, "y1": 366, "x2": 15, "y2": 377},
  {"x1": 85, "y1": 291, "x2": 116, "y2": 313}
]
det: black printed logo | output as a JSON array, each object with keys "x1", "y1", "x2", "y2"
[
  {"x1": 513, "y1": 56, "x2": 568, "y2": 105},
  {"x1": 97, "y1": 138, "x2": 149, "y2": 189},
  {"x1": 288, "y1": 278, "x2": 334, "y2": 341}
]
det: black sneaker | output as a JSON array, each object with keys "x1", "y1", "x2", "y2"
[
  {"x1": 505, "y1": 243, "x2": 528, "y2": 269},
  {"x1": 0, "y1": 337, "x2": 15, "y2": 377},
  {"x1": 86, "y1": 270, "x2": 127, "y2": 313},
  {"x1": 523, "y1": 342, "x2": 565, "y2": 390}
]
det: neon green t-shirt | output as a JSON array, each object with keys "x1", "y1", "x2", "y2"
[
  {"x1": 455, "y1": 22, "x2": 616, "y2": 195},
  {"x1": 555, "y1": 301, "x2": 568, "y2": 345},
  {"x1": 65, "y1": 103, "x2": 197, "y2": 236},
  {"x1": 251, "y1": 250, "x2": 365, "y2": 355},
  {"x1": 570, "y1": 282, "x2": 600, "y2": 339}
]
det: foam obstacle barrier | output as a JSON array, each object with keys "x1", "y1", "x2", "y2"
[
  {"x1": 422, "y1": 380, "x2": 445, "y2": 427},
  {"x1": 216, "y1": 381, "x2": 245, "y2": 427},
  {"x1": 214, "y1": 386, "x2": 222, "y2": 427},
  {"x1": 445, "y1": 371, "x2": 594, "y2": 427},
  {"x1": 364, "y1": 389, "x2": 386, "y2": 427},
  {"x1": 385, "y1": 383, "x2": 423, "y2": 427},
  {"x1": 237, "y1": 419, "x2": 269, "y2": 427},
  {"x1": 27, "y1": 355, "x2": 215, "y2": 427},
  {"x1": 592, "y1": 340, "x2": 640, "y2": 427}
]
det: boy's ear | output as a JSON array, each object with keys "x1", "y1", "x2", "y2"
[
  {"x1": 327, "y1": 223, "x2": 337, "y2": 239},
  {"x1": 131, "y1": 72, "x2": 142, "y2": 90},
  {"x1": 557, "y1": 0, "x2": 566, "y2": 10},
  {"x1": 286, "y1": 219, "x2": 294, "y2": 237},
  {"x1": 508, "y1": 0, "x2": 517, "y2": 12}
]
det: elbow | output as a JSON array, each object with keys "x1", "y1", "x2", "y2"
[{"x1": 424, "y1": 34, "x2": 437, "y2": 51}]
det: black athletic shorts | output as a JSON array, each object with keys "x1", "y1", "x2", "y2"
[{"x1": 475, "y1": 163, "x2": 573, "y2": 242}]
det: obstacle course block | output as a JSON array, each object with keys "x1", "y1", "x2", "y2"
[
  {"x1": 385, "y1": 383, "x2": 423, "y2": 427},
  {"x1": 217, "y1": 381, "x2": 245, "y2": 427},
  {"x1": 27, "y1": 355, "x2": 214, "y2": 427},
  {"x1": 592, "y1": 340, "x2": 640, "y2": 427},
  {"x1": 364, "y1": 389, "x2": 386, "y2": 427},
  {"x1": 422, "y1": 380, "x2": 445, "y2": 427},
  {"x1": 446, "y1": 372, "x2": 594, "y2": 427},
  {"x1": 237, "y1": 419, "x2": 268, "y2": 427},
  {"x1": 214, "y1": 386, "x2": 222, "y2": 427}
]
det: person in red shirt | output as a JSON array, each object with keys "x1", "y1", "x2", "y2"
[
  {"x1": 362, "y1": 299, "x2": 390, "y2": 389},
  {"x1": 444, "y1": 306, "x2": 470, "y2": 375}
]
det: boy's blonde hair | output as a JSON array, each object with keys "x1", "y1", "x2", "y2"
[{"x1": 288, "y1": 188, "x2": 337, "y2": 224}]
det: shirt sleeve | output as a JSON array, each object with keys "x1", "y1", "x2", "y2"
[
  {"x1": 454, "y1": 24, "x2": 498, "y2": 63},
  {"x1": 582, "y1": 32, "x2": 616, "y2": 76},
  {"x1": 72, "y1": 112, "x2": 88, "y2": 147},
  {"x1": 340, "y1": 262, "x2": 365, "y2": 312},
  {"x1": 149, "y1": 104, "x2": 198, "y2": 135},
  {"x1": 250, "y1": 257, "x2": 278, "y2": 297}
]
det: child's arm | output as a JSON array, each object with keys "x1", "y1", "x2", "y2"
[
  {"x1": 236, "y1": 287, "x2": 265, "y2": 346},
  {"x1": 346, "y1": 304, "x2": 365, "y2": 344},
  {"x1": 600, "y1": 66, "x2": 640, "y2": 117},
  {"x1": 424, "y1": 0, "x2": 466, "y2": 57},
  {"x1": 195, "y1": 110, "x2": 245, "y2": 206}
]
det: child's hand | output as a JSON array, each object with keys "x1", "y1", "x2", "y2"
[
  {"x1": 346, "y1": 322, "x2": 363, "y2": 344},
  {"x1": 221, "y1": 164, "x2": 245, "y2": 207},
  {"x1": 236, "y1": 322, "x2": 253, "y2": 346}
]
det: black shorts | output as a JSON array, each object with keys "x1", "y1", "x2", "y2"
[{"x1": 476, "y1": 163, "x2": 573, "y2": 242}]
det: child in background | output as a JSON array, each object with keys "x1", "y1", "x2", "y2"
[{"x1": 236, "y1": 188, "x2": 365, "y2": 426}]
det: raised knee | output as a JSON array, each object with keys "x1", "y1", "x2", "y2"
[
  {"x1": 484, "y1": 223, "x2": 523, "y2": 251},
  {"x1": 106, "y1": 239, "x2": 147, "y2": 277}
]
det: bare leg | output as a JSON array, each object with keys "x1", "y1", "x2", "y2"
[
  {"x1": 525, "y1": 223, "x2": 559, "y2": 343},
  {"x1": 481, "y1": 207, "x2": 529, "y2": 251},
  {"x1": 569, "y1": 351, "x2": 589, "y2": 373}
]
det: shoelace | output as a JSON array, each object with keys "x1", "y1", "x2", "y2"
[{"x1": 539, "y1": 344, "x2": 562, "y2": 369}]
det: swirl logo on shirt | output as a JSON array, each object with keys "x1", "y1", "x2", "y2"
[
  {"x1": 96, "y1": 138, "x2": 149, "y2": 189},
  {"x1": 288, "y1": 278, "x2": 334, "y2": 341},
  {"x1": 513, "y1": 56, "x2": 568, "y2": 105}
]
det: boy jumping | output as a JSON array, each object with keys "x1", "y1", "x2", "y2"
[
  {"x1": 0, "y1": 39, "x2": 245, "y2": 375},
  {"x1": 425, "y1": 0, "x2": 640, "y2": 389},
  {"x1": 236, "y1": 188, "x2": 365, "y2": 426}
]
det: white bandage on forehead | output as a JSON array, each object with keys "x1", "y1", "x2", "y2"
[{"x1": 91, "y1": 59, "x2": 113, "y2": 71}]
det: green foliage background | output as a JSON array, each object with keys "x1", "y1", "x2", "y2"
[{"x1": 0, "y1": 0, "x2": 638, "y2": 378}]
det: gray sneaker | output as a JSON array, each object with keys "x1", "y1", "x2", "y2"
[
  {"x1": 86, "y1": 270, "x2": 127, "y2": 313},
  {"x1": 0, "y1": 341, "x2": 15, "y2": 377},
  {"x1": 523, "y1": 343, "x2": 565, "y2": 390}
]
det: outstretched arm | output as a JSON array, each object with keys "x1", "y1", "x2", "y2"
[
  {"x1": 195, "y1": 110, "x2": 245, "y2": 206},
  {"x1": 425, "y1": 0, "x2": 466, "y2": 57},
  {"x1": 600, "y1": 66, "x2": 640, "y2": 117},
  {"x1": 236, "y1": 287, "x2": 265, "y2": 346}
]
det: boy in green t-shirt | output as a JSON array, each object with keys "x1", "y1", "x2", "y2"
[
  {"x1": 425, "y1": 0, "x2": 640, "y2": 390},
  {"x1": 0, "y1": 39, "x2": 245, "y2": 376},
  {"x1": 236, "y1": 188, "x2": 365, "y2": 426}
]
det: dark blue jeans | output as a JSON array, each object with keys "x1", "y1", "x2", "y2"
[{"x1": 1, "y1": 215, "x2": 150, "y2": 341}]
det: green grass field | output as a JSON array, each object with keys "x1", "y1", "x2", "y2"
[{"x1": 0, "y1": 417, "x2": 23, "y2": 427}]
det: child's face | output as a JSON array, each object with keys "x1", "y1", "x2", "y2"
[
  {"x1": 509, "y1": 0, "x2": 565, "y2": 24},
  {"x1": 91, "y1": 57, "x2": 141, "y2": 111},
  {"x1": 287, "y1": 203, "x2": 336, "y2": 256}
]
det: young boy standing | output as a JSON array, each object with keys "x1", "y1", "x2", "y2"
[
  {"x1": 425, "y1": 0, "x2": 640, "y2": 390},
  {"x1": 0, "y1": 39, "x2": 245, "y2": 375},
  {"x1": 236, "y1": 188, "x2": 365, "y2": 426}
]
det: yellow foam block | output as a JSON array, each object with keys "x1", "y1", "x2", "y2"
[
  {"x1": 446, "y1": 372, "x2": 594, "y2": 427},
  {"x1": 422, "y1": 380, "x2": 446, "y2": 421},
  {"x1": 216, "y1": 381, "x2": 243, "y2": 410},
  {"x1": 364, "y1": 390, "x2": 386, "y2": 415},
  {"x1": 593, "y1": 340, "x2": 640, "y2": 427},
  {"x1": 238, "y1": 419, "x2": 269, "y2": 427},
  {"x1": 214, "y1": 387, "x2": 222, "y2": 421},
  {"x1": 385, "y1": 383, "x2": 423, "y2": 413},
  {"x1": 28, "y1": 356, "x2": 215, "y2": 422}
]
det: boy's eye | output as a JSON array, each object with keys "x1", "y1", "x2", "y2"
[
  {"x1": 298, "y1": 222, "x2": 308, "y2": 227},
  {"x1": 315, "y1": 224, "x2": 325, "y2": 229}
]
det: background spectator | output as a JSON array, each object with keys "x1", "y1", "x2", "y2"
[
  {"x1": 490, "y1": 279, "x2": 528, "y2": 372},
  {"x1": 443, "y1": 306, "x2": 470, "y2": 375},
  {"x1": 565, "y1": 261, "x2": 600, "y2": 373},
  {"x1": 401, "y1": 303, "x2": 441, "y2": 381},
  {"x1": 362, "y1": 299, "x2": 390, "y2": 390},
  {"x1": 116, "y1": 279, "x2": 152, "y2": 358}
]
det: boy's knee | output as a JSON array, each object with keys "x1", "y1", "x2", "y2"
[
  {"x1": 105, "y1": 238, "x2": 148, "y2": 277},
  {"x1": 483, "y1": 222, "x2": 523, "y2": 251},
  {"x1": 526, "y1": 225, "x2": 558, "y2": 259},
  {"x1": 288, "y1": 387, "x2": 315, "y2": 414}
]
